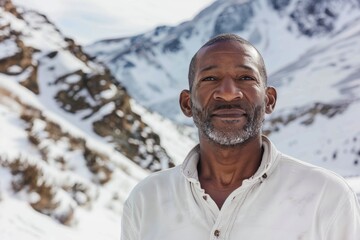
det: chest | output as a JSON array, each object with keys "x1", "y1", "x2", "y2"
[{"x1": 140, "y1": 181, "x2": 324, "y2": 240}]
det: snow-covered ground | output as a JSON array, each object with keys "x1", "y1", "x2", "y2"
[
  {"x1": 0, "y1": 4, "x2": 150, "y2": 238},
  {"x1": 0, "y1": 75, "x2": 148, "y2": 239},
  {"x1": 0, "y1": 72, "x2": 195, "y2": 240}
]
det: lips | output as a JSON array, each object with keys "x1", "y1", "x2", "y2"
[{"x1": 211, "y1": 108, "x2": 246, "y2": 119}]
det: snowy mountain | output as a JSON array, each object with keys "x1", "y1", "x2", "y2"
[
  {"x1": 0, "y1": 0, "x2": 359, "y2": 239},
  {"x1": 0, "y1": 0, "x2": 194, "y2": 172},
  {"x1": 0, "y1": 0, "x2": 195, "y2": 239},
  {"x1": 87, "y1": 0, "x2": 360, "y2": 176},
  {"x1": 0, "y1": 75, "x2": 145, "y2": 239}
]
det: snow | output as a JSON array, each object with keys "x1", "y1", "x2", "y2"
[
  {"x1": 64, "y1": 74, "x2": 81, "y2": 84},
  {"x1": 0, "y1": 9, "x2": 26, "y2": 33},
  {"x1": 0, "y1": 39, "x2": 19, "y2": 60},
  {"x1": 0, "y1": 196, "x2": 123, "y2": 240},
  {"x1": 86, "y1": 0, "x2": 323, "y2": 123},
  {"x1": 268, "y1": 100, "x2": 360, "y2": 176},
  {"x1": 21, "y1": 12, "x2": 68, "y2": 51},
  {"x1": 86, "y1": 0, "x2": 360, "y2": 177},
  {"x1": 1, "y1": 1, "x2": 360, "y2": 239},
  {"x1": 6, "y1": 65, "x2": 23, "y2": 74},
  {"x1": 99, "y1": 84, "x2": 117, "y2": 99},
  {"x1": 130, "y1": 99, "x2": 196, "y2": 165},
  {"x1": 0, "y1": 73, "x2": 147, "y2": 239},
  {"x1": 44, "y1": 51, "x2": 91, "y2": 76},
  {"x1": 0, "y1": 98, "x2": 41, "y2": 159},
  {"x1": 1, "y1": 72, "x2": 148, "y2": 175}
]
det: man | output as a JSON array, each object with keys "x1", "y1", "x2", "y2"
[{"x1": 121, "y1": 33, "x2": 360, "y2": 239}]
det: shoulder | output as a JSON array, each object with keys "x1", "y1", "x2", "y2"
[
  {"x1": 135, "y1": 165, "x2": 182, "y2": 190},
  {"x1": 125, "y1": 165, "x2": 183, "y2": 205},
  {"x1": 276, "y1": 153, "x2": 354, "y2": 196}
]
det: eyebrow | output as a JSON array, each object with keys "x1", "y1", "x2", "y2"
[{"x1": 199, "y1": 64, "x2": 256, "y2": 73}]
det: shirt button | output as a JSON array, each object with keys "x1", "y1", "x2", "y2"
[{"x1": 214, "y1": 229, "x2": 220, "y2": 237}]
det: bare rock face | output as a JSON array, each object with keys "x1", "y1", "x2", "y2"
[
  {"x1": 0, "y1": 0, "x2": 174, "y2": 172},
  {"x1": 0, "y1": 0, "x2": 22, "y2": 19},
  {"x1": 0, "y1": 86, "x2": 107, "y2": 225},
  {"x1": 263, "y1": 101, "x2": 350, "y2": 135},
  {"x1": 0, "y1": 1, "x2": 175, "y2": 225},
  {"x1": 0, "y1": 33, "x2": 39, "y2": 93}
]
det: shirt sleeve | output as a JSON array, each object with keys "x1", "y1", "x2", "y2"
[
  {"x1": 324, "y1": 189, "x2": 360, "y2": 240},
  {"x1": 121, "y1": 199, "x2": 139, "y2": 240}
]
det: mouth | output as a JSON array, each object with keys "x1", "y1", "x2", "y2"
[{"x1": 211, "y1": 108, "x2": 247, "y2": 119}]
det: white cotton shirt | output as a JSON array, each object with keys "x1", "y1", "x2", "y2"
[{"x1": 121, "y1": 136, "x2": 360, "y2": 240}]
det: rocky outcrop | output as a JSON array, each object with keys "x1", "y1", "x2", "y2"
[
  {"x1": 0, "y1": 0, "x2": 174, "y2": 172},
  {"x1": 263, "y1": 101, "x2": 350, "y2": 135},
  {"x1": 0, "y1": 0, "x2": 22, "y2": 19}
]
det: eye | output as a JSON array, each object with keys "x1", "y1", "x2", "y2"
[
  {"x1": 238, "y1": 75, "x2": 256, "y2": 81},
  {"x1": 201, "y1": 76, "x2": 217, "y2": 81}
]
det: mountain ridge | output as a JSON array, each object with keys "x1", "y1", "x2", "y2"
[
  {"x1": 0, "y1": 0, "x2": 178, "y2": 171},
  {"x1": 0, "y1": 0, "x2": 359, "y2": 239},
  {"x1": 86, "y1": 0, "x2": 360, "y2": 176},
  {"x1": 0, "y1": 1, "x2": 193, "y2": 237}
]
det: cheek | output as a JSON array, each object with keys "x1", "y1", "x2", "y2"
[
  {"x1": 240, "y1": 88, "x2": 258, "y2": 104},
  {"x1": 250, "y1": 87, "x2": 267, "y2": 104},
  {"x1": 191, "y1": 88, "x2": 211, "y2": 110},
  {"x1": 190, "y1": 92, "x2": 199, "y2": 108}
]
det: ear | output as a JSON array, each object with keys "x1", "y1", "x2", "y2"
[
  {"x1": 265, "y1": 87, "x2": 277, "y2": 114},
  {"x1": 179, "y1": 90, "x2": 193, "y2": 117}
]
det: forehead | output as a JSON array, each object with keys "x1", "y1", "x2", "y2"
[{"x1": 196, "y1": 40, "x2": 261, "y2": 68}]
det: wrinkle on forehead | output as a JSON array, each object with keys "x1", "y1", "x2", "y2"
[
  {"x1": 198, "y1": 40, "x2": 259, "y2": 56},
  {"x1": 196, "y1": 49, "x2": 261, "y2": 74},
  {"x1": 196, "y1": 42, "x2": 261, "y2": 67},
  {"x1": 198, "y1": 63, "x2": 257, "y2": 74},
  {"x1": 188, "y1": 40, "x2": 268, "y2": 90}
]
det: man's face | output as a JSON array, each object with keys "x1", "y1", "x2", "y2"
[{"x1": 190, "y1": 40, "x2": 268, "y2": 146}]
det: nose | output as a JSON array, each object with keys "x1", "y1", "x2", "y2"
[{"x1": 213, "y1": 77, "x2": 243, "y2": 101}]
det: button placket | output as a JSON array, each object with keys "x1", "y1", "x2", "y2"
[
  {"x1": 215, "y1": 186, "x2": 255, "y2": 240},
  {"x1": 209, "y1": 195, "x2": 238, "y2": 240}
]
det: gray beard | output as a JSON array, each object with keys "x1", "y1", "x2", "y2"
[{"x1": 192, "y1": 103, "x2": 264, "y2": 146}]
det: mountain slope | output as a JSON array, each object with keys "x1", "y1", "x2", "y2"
[
  {"x1": 86, "y1": 0, "x2": 360, "y2": 122},
  {"x1": 0, "y1": 74, "x2": 145, "y2": 238},
  {"x1": 87, "y1": 0, "x2": 360, "y2": 176},
  {"x1": 0, "y1": 0, "x2": 359, "y2": 239},
  {"x1": 0, "y1": 0, "x2": 194, "y2": 238},
  {"x1": 0, "y1": 0, "x2": 183, "y2": 171}
]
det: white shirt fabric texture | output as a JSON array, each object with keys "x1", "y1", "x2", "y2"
[{"x1": 121, "y1": 136, "x2": 360, "y2": 240}]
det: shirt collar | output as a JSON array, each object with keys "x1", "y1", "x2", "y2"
[{"x1": 180, "y1": 135, "x2": 280, "y2": 184}]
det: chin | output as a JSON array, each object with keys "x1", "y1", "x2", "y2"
[{"x1": 207, "y1": 132, "x2": 249, "y2": 146}]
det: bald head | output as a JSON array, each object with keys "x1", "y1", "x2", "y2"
[{"x1": 188, "y1": 33, "x2": 267, "y2": 91}]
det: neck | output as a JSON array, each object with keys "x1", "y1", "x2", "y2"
[
  {"x1": 197, "y1": 134, "x2": 263, "y2": 209},
  {"x1": 198, "y1": 135, "x2": 262, "y2": 187}
]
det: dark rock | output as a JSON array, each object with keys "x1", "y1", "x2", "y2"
[
  {"x1": 289, "y1": 0, "x2": 340, "y2": 36},
  {"x1": 269, "y1": 0, "x2": 291, "y2": 11},
  {"x1": 163, "y1": 38, "x2": 182, "y2": 53},
  {"x1": 213, "y1": 2, "x2": 254, "y2": 36}
]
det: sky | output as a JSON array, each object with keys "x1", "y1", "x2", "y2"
[{"x1": 12, "y1": 0, "x2": 215, "y2": 45}]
